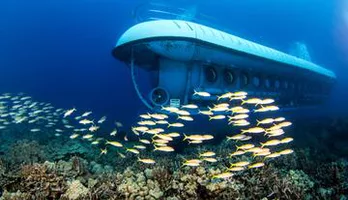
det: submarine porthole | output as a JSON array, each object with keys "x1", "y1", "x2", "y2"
[
  {"x1": 241, "y1": 72, "x2": 249, "y2": 87},
  {"x1": 252, "y1": 76, "x2": 260, "y2": 87},
  {"x1": 275, "y1": 80, "x2": 280, "y2": 89},
  {"x1": 223, "y1": 69, "x2": 235, "y2": 85},
  {"x1": 283, "y1": 81, "x2": 289, "y2": 89},
  {"x1": 204, "y1": 66, "x2": 218, "y2": 83},
  {"x1": 265, "y1": 78, "x2": 271, "y2": 89}
]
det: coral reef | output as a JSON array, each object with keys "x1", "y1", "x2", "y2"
[{"x1": 0, "y1": 116, "x2": 348, "y2": 199}]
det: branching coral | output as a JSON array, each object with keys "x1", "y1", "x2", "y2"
[{"x1": 19, "y1": 163, "x2": 66, "y2": 199}]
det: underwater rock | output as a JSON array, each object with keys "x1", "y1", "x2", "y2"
[{"x1": 63, "y1": 180, "x2": 89, "y2": 200}]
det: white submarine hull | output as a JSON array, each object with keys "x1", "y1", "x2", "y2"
[{"x1": 113, "y1": 20, "x2": 336, "y2": 109}]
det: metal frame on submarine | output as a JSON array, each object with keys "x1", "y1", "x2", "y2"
[{"x1": 112, "y1": 19, "x2": 336, "y2": 112}]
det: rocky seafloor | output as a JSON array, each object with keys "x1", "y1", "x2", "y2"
[{"x1": 0, "y1": 116, "x2": 347, "y2": 200}]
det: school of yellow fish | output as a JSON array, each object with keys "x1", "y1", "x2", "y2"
[{"x1": 0, "y1": 90, "x2": 294, "y2": 179}]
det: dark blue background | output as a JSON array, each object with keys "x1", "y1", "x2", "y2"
[{"x1": 0, "y1": 0, "x2": 347, "y2": 127}]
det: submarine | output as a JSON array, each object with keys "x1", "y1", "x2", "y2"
[{"x1": 112, "y1": 19, "x2": 336, "y2": 111}]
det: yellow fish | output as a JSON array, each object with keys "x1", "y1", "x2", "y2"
[
  {"x1": 139, "y1": 114, "x2": 151, "y2": 119},
  {"x1": 182, "y1": 162, "x2": 200, "y2": 167},
  {"x1": 161, "y1": 106, "x2": 179, "y2": 113},
  {"x1": 202, "y1": 134, "x2": 214, "y2": 140},
  {"x1": 177, "y1": 116, "x2": 194, "y2": 121},
  {"x1": 63, "y1": 108, "x2": 76, "y2": 118},
  {"x1": 240, "y1": 136, "x2": 252, "y2": 141},
  {"x1": 242, "y1": 127, "x2": 264, "y2": 134},
  {"x1": 274, "y1": 117, "x2": 285, "y2": 122},
  {"x1": 241, "y1": 98, "x2": 262, "y2": 106},
  {"x1": 134, "y1": 145, "x2": 146, "y2": 150},
  {"x1": 212, "y1": 172, "x2": 233, "y2": 179},
  {"x1": 126, "y1": 148, "x2": 140, "y2": 154},
  {"x1": 167, "y1": 123, "x2": 185, "y2": 128},
  {"x1": 261, "y1": 139, "x2": 281, "y2": 147},
  {"x1": 226, "y1": 134, "x2": 246, "y2": 141},
  {"x1": 100, "y1": 148, "x2": 107, "y2": 155},
  {"x1": 176, "y1": 110, "x2": 191, "y2": 116},
  {"x1": 106, "y1": 140, "x2": 123, "y2": 147},
  {"x1": 89, "y1": 125, "x2": 99, "y2": 132},
  {"x1": 232, "y1": 108, "x2": 250, "y2": 114},
  {"x1": 138, "y1": 120, "x2": 156, "y2": 126},
  {"x1": 233, "y1": 91, "x2": 248, "y2": 96},
  {"x1": 228, "y1": 167, "x2": 245, "y2": 172},
  {"x1": 217, "y1": 92, "x2": 234, "y2": 100},
  {"x1": 132, "y1": 126, "x2": 149, "y2": 132},
  {"x1": 229, "y1": 96, "x2": 247, "y2": 101},
  {"x1": 199, "y1": 151, "x2": 216, "y2": 157},
  {"x1": 213, "y1": 103, "x2": 229, "y2": 108},
  {"x1": 167, "y1": 132, "x2": 181, "y2": 137},
  {"x1": 230, "y1": 161, "x2": 250, "y2": 167},
  {"x1": 202, "y1": 157, "x2": 218, "y2": 163},
  {"x1": 118, "y1": 152, "x2": 126, "y2": 158},
  {"x1": 229, "y1": 150, "x2": 246, "y2": 157},
  {"x1": 153, "y1": 134, "x2": 173, "y2": 141},
  {"x1": 228, "y1": 114, "x2": 249, "y2": 120},
  {"x1": 260, "y1": 98, "x2": 275, "y2": 105},
  {"x1": 278, "y1": 149, "x2": 294, "y2": 155},
  {"x1": 154, "y1": 146, "x2": 175, "y2": 152},
  {"x1": 138, "y1": 157, "x2": 156, "y2": 164},
  {"x1": 256, "y1": 118, "x2": 274, "y2": 125},
  {"x1": 139, "y1": 139, "x2": 151, "y2": 144},
  {"x1": 193, "y1": 90, "x2": 211, "y2": 97},
  {"x1": 70, "y1": 133, "x2": 79, "y2": 139},
  {"x1": 82, "y1": 134, "x2": 93, "y2": 139},
  {"x1": 265, "y1": 152, "x2": 281, "y2": 159},
  {"x1": 198, "y1": 110, "x2": 214, "y2": 115},
  {"x1": 280, "y1": 137, "x2": 294, "y2": 144},
  {"x1": 236, "y1": 144, "x2": 255, "y2": 150},
  {"x1": 209, "y1": 115, "x2": 226, "y2": 120},
  {"x1": 189, "y1": 140, "x2": 203, "y2": 144},
  {"x1": 181, "y1": 104, "x2": 198, "y2": 109},
  {"x1": 149, "y1": 113, "x2": 168, "y2": 120},
  {"x1": 248, "y1": 162, "x2": 265, "y2": 169},
  {"x1": 277, "y1": 121, "x2": 292, "y2": 127},
  {"x1": 156, "y1": 120, "x2": 169, "y2": 124}
]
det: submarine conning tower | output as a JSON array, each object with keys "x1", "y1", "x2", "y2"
[{"x1": 112, "y1": 19, "x2": 336, "y2": 110}]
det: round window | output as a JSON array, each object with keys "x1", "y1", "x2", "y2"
[
  {"x1": 224, "y1": 69, "x2": 235, "y2": 84},
  {"x1": 205, "y1": 66, "x2": 217, "y2": 83},
  {"x1": 265, "y1": 79, "x2": 271, "y2": 88},
  {"x1": 252, "y1": 76, "x2": 260, "y2": 87},
  {"x1": 283, "y1": 81, "x2": 288, "y2": 89},
  {"x1": 275, "y1": 80, "x2": 280, "y2": 89},
  {"x1": 241, "y1": 73, "x2": 249, "y2": 86}
]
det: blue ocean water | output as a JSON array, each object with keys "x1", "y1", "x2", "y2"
[
  {"x1": 1, "y1": 0, "x2": 347, "y2": 125},
  {"x1": 0, "y1": 0, "x2": 348, "y2": 199}
]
